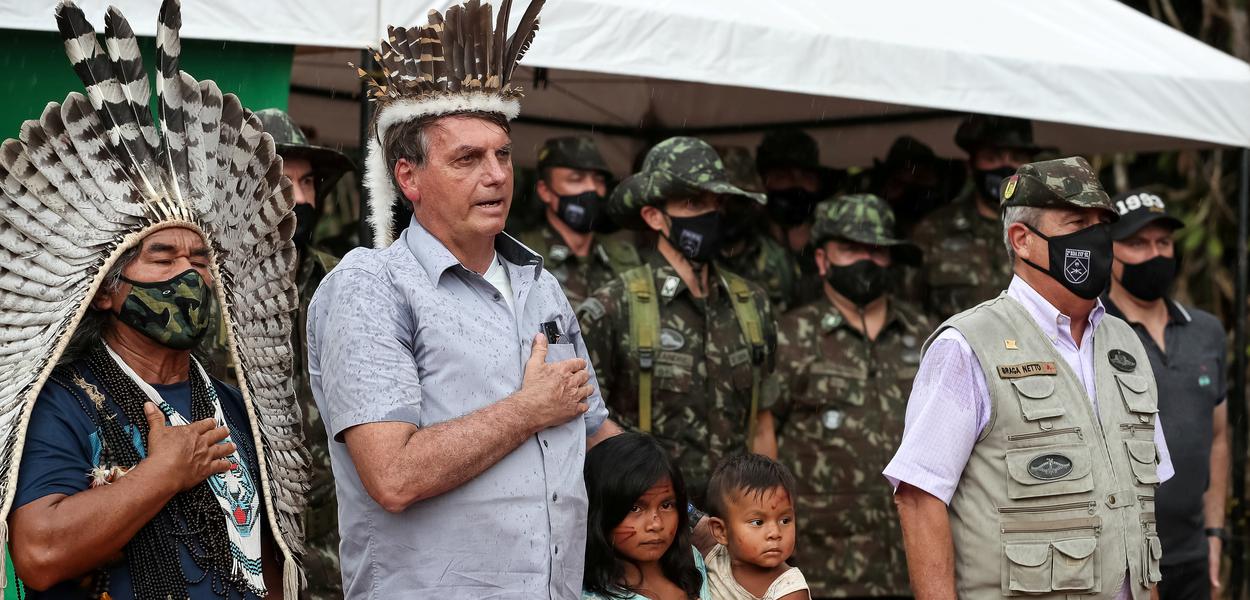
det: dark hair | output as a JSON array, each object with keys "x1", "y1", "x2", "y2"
[
  {"x1": 61, "y1": 244, "x2": 141, "y2": 364},
  {"x1": 705, "y1": 453, "x2": 798, "y2": 519},
  {"x1": 381, "y1": 111, "x2": 512, "y2": 175},
  {"x1": 583, "y1": 432, "x2": 703, "y2": 598}
]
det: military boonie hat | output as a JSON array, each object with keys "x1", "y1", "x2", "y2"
[
  {"x1": 756, "y1": 128, "x2": 820, "y2": 173},
  {"x1": 954, "y1": 114, "x2": 1046, "y2": 155},
  {"x1": 608, "y1": 137, "x2": 766, "y2": 230},
  {"x1": 714, "y1": 145, "x2": 764, "y2": 194},
  {"x1": 811, "y1": 194, "x2": 921, "y2": 264},
  {"x1": 999, "y1": 156, "x2": 1118, "y2": 221},
  {"x1": 536, "y1": 136, "x2": 612, "y2": 177},
  {"x1": 1108, "y1": 187, "x2": 1184, "y2": 240},
  {"x1": 255, "y1": 108, "x2": 355, "y2": 195}
]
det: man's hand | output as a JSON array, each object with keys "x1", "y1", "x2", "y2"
[
  {"x1": 513, "y1": 334, "x2": 593, "y2": 432},
  {"x1": 143, "y1": 402, "x2": 234, "y2": 492}
]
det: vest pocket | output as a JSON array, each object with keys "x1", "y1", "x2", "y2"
[
  {"x1": 1002, "y1": 534, "x2": 1100, "y2": 594},
  {"x1": 1141, "y1": 531, "x2": 1163, "y2": 586},
  {"x1": 1005, "y1": 444, "x2": 1094, "y2": 499},
  {"x1": 1124, "y1": 439, "x2": 1160, "y2": 485},
  {"x1": 1115, "y1": 373, "x2": 1157, "y2": 422},
  {"x1": 1010, "y1": 376, "x2": 1064, "y2": 422}
]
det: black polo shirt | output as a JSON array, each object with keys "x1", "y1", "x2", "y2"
[{"x1": 1104, "y1": 296, "x2": 1227, "y2": 566}]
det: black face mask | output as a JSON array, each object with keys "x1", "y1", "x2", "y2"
[
  {"x1": 1117, "y1": 255, "x2": 1177, "y2": 302},
  {"x1": 1022, "y1": 223, "x2": 1113, "y2": 300},
  {"x1": 766, "y1": 188, "x2": 819, "y2": 227},
  {"x1": 721, "y1": 201, "x2": 760, "y2": 247},
  {"x1": 664, "y1": 211, "x2": 723, "y2": 265},
  {"x1": 973, "y1": 166, "x2": 1016, "y2": 203},
  {"x1": 555, "y1": 190, "x2": 603, "y2": 234},
  {"x1": 292, "y1": 203, "x2": 319, "y2": 255},
  {"x1": 825, "y1": 259, "x2": 891, "y2": 307}
]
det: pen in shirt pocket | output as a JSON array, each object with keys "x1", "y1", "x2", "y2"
[{"x1": 540, "y1": 320, "x2": 563, "y2": 344}]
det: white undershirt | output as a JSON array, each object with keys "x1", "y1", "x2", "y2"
[{"x1": 482, "y1": 252, "x2": 516, "y2": 319}]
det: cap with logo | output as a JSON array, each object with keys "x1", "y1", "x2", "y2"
[
  {"x1": 999, "y1": 156, "x2": 1118, "y2": 221},
  {"x1": 1108, "y1": 187, "x2": 1184, "y2": 240}
]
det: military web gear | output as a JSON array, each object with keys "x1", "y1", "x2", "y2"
[
  {"x1": 0, "y1": 0, "x2": 309, "y2": 595},
  {"x1": 622, "y1": 266, "x2": 768, "y2": 448},
  {"x1": 1022, "y1": 223, "x2": 1113, "y2": 300},
  {"x1": 556, "y1": 190, "x2": 603, "y2": 233},
  {"x1": 117, "y1": 269, "x2": 214, "y2": 350},
  {"x1": 1117, "y1": 255, "x2": 1177, "y2": 302},
  {"x1": 357, "y1": 0, "x2": 546, "y2": 248}
]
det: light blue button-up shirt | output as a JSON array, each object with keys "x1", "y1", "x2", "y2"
[{"x1": 307, "y1": 217, "x2": 607, "y2": 599}]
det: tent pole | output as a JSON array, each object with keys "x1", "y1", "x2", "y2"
[{"x1": 1232, "y1": 147, "x2": 1249, "y2": 599}]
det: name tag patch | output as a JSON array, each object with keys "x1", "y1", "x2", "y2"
[{"x1": 996, "y1": 362, "x2": 1058, "y2": 379}]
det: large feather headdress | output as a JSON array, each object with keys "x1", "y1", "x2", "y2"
[
  {"x1": 357, "y1": 0, "x2": 545, "y2": 247},
  {"x1": 0, "y1": 0, "x2": 309, "y2": 592}
]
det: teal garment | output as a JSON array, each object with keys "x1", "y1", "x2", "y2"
[{"x1": 581, "y1": 547, "x2": 710, "y2": 600}]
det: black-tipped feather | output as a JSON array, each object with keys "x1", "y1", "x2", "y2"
[
  {"x1": 102, "y1": 7, "x2": 163, "y2": 191},
  {"x1": 504, "y1": 0, "x2": 544, "y2": 80},
  {"x1": 156, "y1": 0, "x2": 190, "y2": 198}
]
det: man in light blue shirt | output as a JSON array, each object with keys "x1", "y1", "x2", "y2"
[{"x1": 306, "y1": 5, "x2": 619, "y2": 594}]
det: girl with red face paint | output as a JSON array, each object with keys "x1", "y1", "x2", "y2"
[{"x1": 582, "y1": 433, "x2": 711, "y2": 600}]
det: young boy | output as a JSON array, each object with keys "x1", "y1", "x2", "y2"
[{"x1": 704, "y1": 454, "x2": 810, "y2": 600}]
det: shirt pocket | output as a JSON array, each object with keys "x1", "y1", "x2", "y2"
[
  {"x1": 1005, "y1": 443, "x2": 1094, "y2": 500},
  {"x1": 799, "y1": 362, "x2": 864, "y2": 408},
  {"x1": 546, "y1": 342, "x2": 578, "y2": 363},
  {"x1": 1114, "y1": 373, "x2": 1157, "y2": 424},
  {"x1": 654, "y1": 351, "x2": 694, "y2": 393},
  {"x1": 1010, "y1": 376, "x2": 1065, "y2": 422}
]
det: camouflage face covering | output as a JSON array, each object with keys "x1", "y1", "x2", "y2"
[{"x1": 117, "y1": 269, "x2": 215, "y2": 350}]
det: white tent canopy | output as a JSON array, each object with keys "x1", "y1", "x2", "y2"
[{"x1": 6, "y1": 0, "x2": 1250, "y2": 171}]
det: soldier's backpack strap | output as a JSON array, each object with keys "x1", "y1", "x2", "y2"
[
  {"x1": 622, "y1": 265, "x2": 659, "y2": 432},
  {"x1": 596, "y1": 238, "x2": 642, "y2": 273},
  {"x1": 721, "y1": 270, "x2": 767, "y2": 450}
]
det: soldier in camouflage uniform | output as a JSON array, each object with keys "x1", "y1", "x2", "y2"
[
  {"x1": 757, "y1": 128, "x2": 828, "y2": 308},
  {"x1": 517, "y1": 136, "x2": 641, "y2": 304},
  {"x1": 254, "y1": 109, "x2": 355, "y2": 599},
  {"x1": 716, "y1": 145, "x2": 802, "y2": 312},
  {"x1": 577, "y1": 137, "x2": 778, "y2": 504},
  {"x1": 910, "y1": 115, "x2": 1042, "y2": 321},
  {"x1": 764, "y1": 195, "x2": 932, "y2": 599}
]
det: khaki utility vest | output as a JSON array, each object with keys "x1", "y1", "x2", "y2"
[{"x1": 928, "y1": 294, "x2": 1162, "y2": 599}]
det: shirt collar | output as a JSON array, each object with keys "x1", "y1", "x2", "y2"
[
  {"x1": 1007, "y1": 275, "x2": 1105, "y2": 344},
  {"x1": 817, "y1": 298, "x2": 909, "y2": 337},
  {"x1": 405, "y1": 217, "x2": 544, "y2": 284},
  {"x1": 1102, "y1": 294, "x2": 1191, "y2": 325}
]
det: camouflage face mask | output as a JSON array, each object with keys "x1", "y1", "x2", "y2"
[{"x1": 117, "y1": 269, "x2": 214, "y2": 350}]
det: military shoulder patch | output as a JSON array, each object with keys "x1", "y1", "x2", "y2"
[
  {"x1": 996, "y1": 361, "x2": 1058, "y2": 379},
  {"x1": 1108, "y1": 349, "x2": 1137, "y2": 372}
]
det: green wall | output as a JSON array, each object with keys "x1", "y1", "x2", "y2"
[
  {"x1": 0, "y1": 29, "x2": 293, "y2": 139},
  {"x1": 0, "y1": 28, "x2": 291, "y2": 598}
]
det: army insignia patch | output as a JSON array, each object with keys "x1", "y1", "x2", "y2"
[
  {"x1": 1002, "y1": 175, "x2": 1018, "y2": 200},
  {"x1": 820, "y1": 313, "x2": 842, "y2": 333},
  {"x1": 996, "y1": 362, "x2": 1057, "y2": 378},
  {"x1": 1004, "y1": 339, "x2": 1018, "y2": 350},
  {"x1": 1028, "y1": 454, "x2": 1074, "y2": 480},
  {"x1": 1108, "y1": 349, "x2": 1137, "y2": 372},
  {"x1": 1063, "y1": 249, "x2": 1091, "y2": 284},
  {"x1": 661, "y1": 276, "x2": 681, "y2": 299},
  {"x1": 822, "y1": 409, "x2": 844, "y2": 431},
  {"x1": 660, "y1": 327, "x2": 686, "y2": 351}
]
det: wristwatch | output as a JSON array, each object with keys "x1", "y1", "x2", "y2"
[{"x1": 1205, "y1": 527, "x2": 1229, "y2": 542}]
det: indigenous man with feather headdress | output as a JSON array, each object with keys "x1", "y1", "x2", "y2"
[
  {"x1": 1, "y1": 1, "x2": 309, "y2": 598},
  {"x1": 305, "y1": 0, "x2": 619, "y2": 598}
]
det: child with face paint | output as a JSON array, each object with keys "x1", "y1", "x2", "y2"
[
  {"x1": 583, "y1": 432, "x2": 711, "y2": 600},
  {"x1": 703, "y1": 454, "x2": 809, "y2": 600}
]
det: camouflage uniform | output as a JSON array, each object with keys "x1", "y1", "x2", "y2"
[
  {"x1": 769, "y1": 196, "x2": 931, "y2": 598},
  {"x1": 716, "y1": 145, "x2": 802, "y2": 312},
  {"x1": 518, "y1": 136, "x2": 640, "y2": 304},
  {"x1": 581, "y1": 137, "x2": 776, "y2": 503},
  {"x1": 910, "y1": 115, "x2": 1044, "y2": 322},
  {"x1": 910, "y1": 183, "x2": 1011, "y2": 321}
]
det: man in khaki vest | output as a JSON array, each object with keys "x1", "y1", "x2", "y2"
[{"x1": 883, "y1": 157, "x2": 1175, "y2": 599}]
